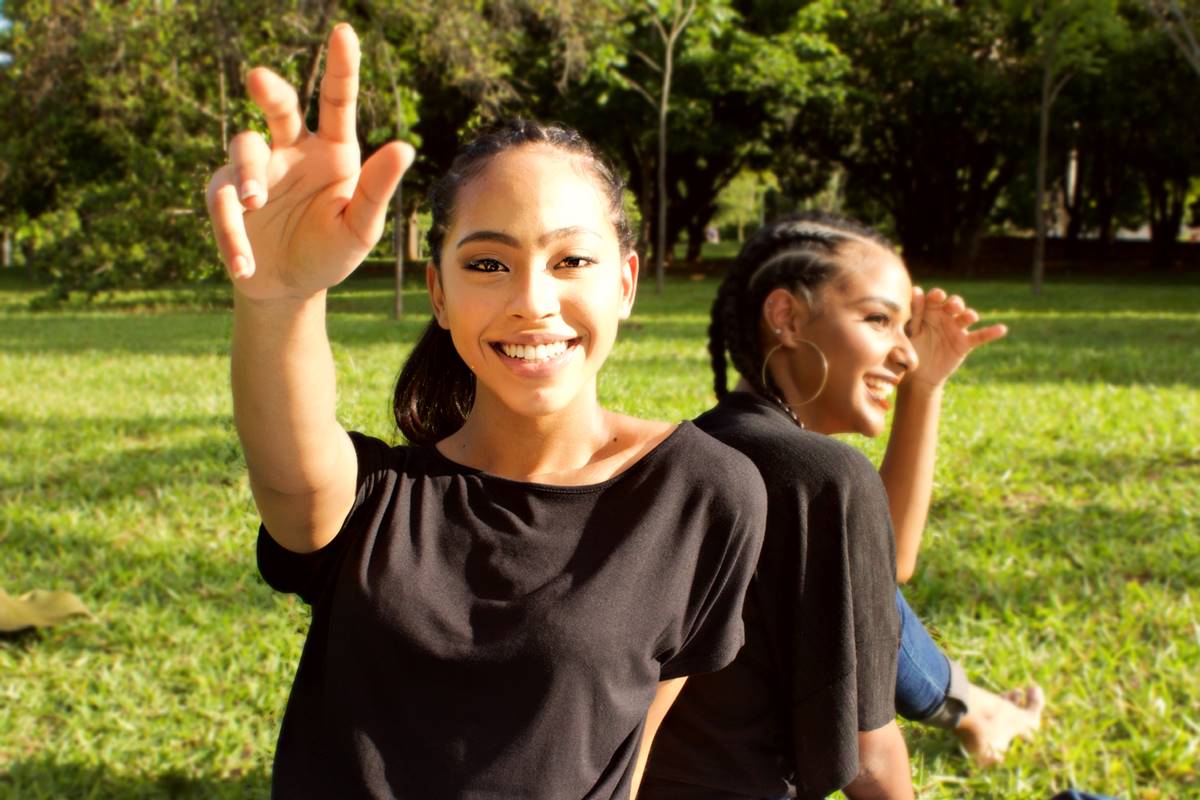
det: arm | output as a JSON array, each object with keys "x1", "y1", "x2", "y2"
[
  {"x1": 631, "y1": 677, "x2": 687, "y2": 799},
  {"x1": 842, "y1": 722, "x2": 914, "y2": 800},
  {"x1": 207, "y1": 24, "x2": 412, "y2": 552},
  {"x1": 878, "y1": 287, "x2": 1007, "y2": 583}
]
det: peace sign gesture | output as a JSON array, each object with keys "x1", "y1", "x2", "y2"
[{"x1": 206, "y1": 24, "x2": 414, "y2": 301}]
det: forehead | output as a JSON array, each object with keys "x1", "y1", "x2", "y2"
[
  {"x1": 449, "y1": 145, "x2": 613, "y2": 240},
  {"x1": 829, "y1": 241, "x2": 912, "y2": 310}
]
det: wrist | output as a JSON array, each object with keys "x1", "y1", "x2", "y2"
[
  {"x1": 899, "y1": 376, "x2": 944, "y2": 399},
  {"x1": 233, "y1": 286, "x2": 328, "y2": 313}
]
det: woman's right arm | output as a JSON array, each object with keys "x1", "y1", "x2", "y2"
[
  {"x1": 207, "y1": 24, "x2": 412, "y2": 552},
  {"x1": 843, "y1": 723, "x2": 915, "y2": 800}
]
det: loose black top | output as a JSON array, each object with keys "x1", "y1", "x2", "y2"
[
  {"x1": 642, "y1": 393, "x2": 900, "y2": 799},
  {"x1": 257, "y1": 422, "x2": 766, "y2": 799}
]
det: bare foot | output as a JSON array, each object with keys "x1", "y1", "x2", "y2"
[{"x1": 954, "y1": 683, "x2": 1045, "y2": 766}]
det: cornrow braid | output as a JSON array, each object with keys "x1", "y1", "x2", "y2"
[{"x1": 708, "y1": 211, "x2": 896, "y2": 404}]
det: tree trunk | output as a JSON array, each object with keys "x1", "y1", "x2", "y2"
[
  {"x1": 655, "y1": 71, "x2": 671, "y2": 294},
  {"x1": 1032, "y1": 57, "x2": 1053, "y2": 296},
  {"x1": 407, "y1": 204, "x2": 421, "y2": 262},
  {"x1": 684, "y1": 222, "x2": 704, "y2": 263},
  {"x1": 2, "y1": 228, "x2": 10, "y2": 269},
  {"x1": 1147, "y1": 175, "x2": 1186, "y2": 270},
  {"x1": 393, "y1": 181, "x2": 404, "y2": 319}
]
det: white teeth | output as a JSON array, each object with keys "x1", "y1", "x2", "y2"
[
  {"x1": 864, "y1": 378, "x2": 894, "y2": 399},
  {"x1": 500, "y1": 341, "x2": 569, "y2": 362}
]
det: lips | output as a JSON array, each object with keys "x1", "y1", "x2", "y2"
[{"x1": 864, "y1": 376, "x2": 896, "y2": 408}]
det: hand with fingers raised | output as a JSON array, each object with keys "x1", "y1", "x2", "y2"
[
  {"x1": 905, "y1": 287, "x2": 1008, "y2": 389},
  {"x1": 205, "y1": 23, "x2": 414, "y2": 302}
]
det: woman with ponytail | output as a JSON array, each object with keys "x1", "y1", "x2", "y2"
[
  {"x1": 206, "y1": 25, "x2": 765, "y2": 798},
  {"x1": 642, "y1": 213, "x2": 1043, "y2": 799}
]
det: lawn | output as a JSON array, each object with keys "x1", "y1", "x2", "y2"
[{"x1": 1, "y1": 271, "x2": 1197, "y2": 799}]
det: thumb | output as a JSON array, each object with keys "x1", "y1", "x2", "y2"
[{"x1": 343, "y1": 141, "x2": 416, "y2": 248}]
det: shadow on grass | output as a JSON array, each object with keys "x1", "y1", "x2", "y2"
[{"x1": 0, "y1": 759, "x2": 270, "y2": 800}]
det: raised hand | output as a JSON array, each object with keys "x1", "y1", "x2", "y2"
[
  {"x1": 905, "y1": 287, "x2": 1007, "y2": 389},
  {"x1": 205, "y1": 24, "x2": 414, "y2": 301}
]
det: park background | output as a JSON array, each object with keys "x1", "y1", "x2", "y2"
[{"x1": 1, "y1": 1, "x2": 1198, "y2": 798}]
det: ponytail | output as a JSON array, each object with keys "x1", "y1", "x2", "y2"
[{"x1": 393, "y1": 320, "x2": 476, "y2": 445}]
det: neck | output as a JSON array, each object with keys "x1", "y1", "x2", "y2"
[
  {"x1": 733, "y1": 376, "x2": 835, "y2": 435},
  {"x1": 437, "y1": 381, "x2": 612, "y2": 481}
]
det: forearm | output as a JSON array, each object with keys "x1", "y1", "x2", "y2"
[
  {"x1": 843, "y1": 722, "x2": 914, "y2": 800},
  {"x1": 878, "y1": 381, "x2": 943, "y2": 583},
  {"x1": 631, "y1": 677, "x2": 687, "y2": 799},
  {"x1": 232, "y1": 290, "x2": 356, "y2": 548}
]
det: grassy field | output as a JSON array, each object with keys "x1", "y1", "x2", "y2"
[{"x1": 1, "y1": 271, "x2": 1197, "y2": 799}]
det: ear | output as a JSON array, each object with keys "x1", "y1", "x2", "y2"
[
  {"x1": 761, "y1": 287, "x2": 808, "y2": 345},
  {"x1": 618, "y1": 250, "x2": 639, "y2": 320},
  {"x1": 426, "y1": 263, "x2": 449, "y2": 329}
]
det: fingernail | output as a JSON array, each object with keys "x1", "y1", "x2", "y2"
[
  {"x1": 233, "y1": 255, "x2": 248, "y2": 277},
  {"x1": 239, "y1": 181, "x2": 262, "y2": 202}
]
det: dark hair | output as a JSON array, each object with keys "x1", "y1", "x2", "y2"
[
  {"x1": 394, "y1": 118, "x2": 635, "y2": 445},
  {"x1": 708, "y1": 211, "x2": 896, "y2": 401}
]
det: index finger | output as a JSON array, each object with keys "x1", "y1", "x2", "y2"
[{"x1": 318, "y1": 23, "x2": 360, "y2": 144}]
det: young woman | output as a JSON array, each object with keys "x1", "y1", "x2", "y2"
[
  {"x1": 205, "y1": 25, "x2": 765, "y2": 799},
  {"x1": 641, "y1": 214, "x2": 1043, "y2": 799}
]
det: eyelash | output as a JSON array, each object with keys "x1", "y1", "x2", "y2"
[
  {"x1": 463, "y1": 256, "x2": 595, "y2": 272},
  {"x1": 466, "y1": 258, "x2": 505, "y2": 273},
  {"x1": 866, "y1": 313, "x2": 891, "y2": 327}
]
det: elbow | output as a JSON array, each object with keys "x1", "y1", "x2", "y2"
[
  {"x1": 843, "y1": 723, "x2": 914, "y2": 800},
  {"x1": 895, "y1": 561, "x2": 915, "y2": 585}
]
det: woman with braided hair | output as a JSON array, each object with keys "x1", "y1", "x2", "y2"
[{"x1": 641, "y1": 213, "x2": 1043, "y2": 799}]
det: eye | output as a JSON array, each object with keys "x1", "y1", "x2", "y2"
[
  {"x1": 466, "y1": 258, "x2": 506, "y2": 273},
  {"x1": 866, "y1": 313, "x2": 891, "y2": 327},
  {"x1": 555, "y1": 255, "x2": 595, "y2": 270}
]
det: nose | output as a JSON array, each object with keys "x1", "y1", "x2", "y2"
[{"x1": 507, "y1": 266, "x2": 560, "y2": 320}]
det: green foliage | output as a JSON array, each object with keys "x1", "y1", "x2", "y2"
[{"x1": 1, "y1": 275, "x2": 1198, "y2": 797}]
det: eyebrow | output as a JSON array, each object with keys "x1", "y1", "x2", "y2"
[
  {"x1": 852, "y1": 295, "x2": 903, "y2": 313},
  {"x1": 455, "y1": 226, "x2": 602, "y2": 249}
]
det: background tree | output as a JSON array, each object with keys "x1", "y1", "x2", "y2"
[
  {"x1": 1019, "y1": 0, "x2": 1122, "y2": 294},
  {"x1": 1139, "y1": 0, "x2": 1200, "y2": 74},
  {"x1": 804, "y1": 0, "x2": 1038, "y2": 273}
]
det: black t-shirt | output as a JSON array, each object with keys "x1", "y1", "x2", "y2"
[
  {"x1": 257, "y1": 422, "x2": 766, "y2": 799},
  {"x1": 642, "y1": 392, "x2": 900, "y2": 800}
]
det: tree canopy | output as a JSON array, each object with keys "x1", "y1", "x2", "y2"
[{"x1": 1, "y1": 0, "x2": 1196, "y2": 299}]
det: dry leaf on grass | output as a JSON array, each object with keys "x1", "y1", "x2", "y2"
[{"x1": 0, "y1": 587, "x2": 91, "y2": 632}]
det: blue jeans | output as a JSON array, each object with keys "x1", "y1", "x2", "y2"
[{"x1": 894, "y1": 588, "x2": 967, "y2": 726}]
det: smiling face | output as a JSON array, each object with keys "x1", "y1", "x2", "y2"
[
  {"x1": 428, "y1": 144, "x2": 637, "y2": 422},
  {"x1": 783, "y1": 241, "x2": 917, "y2": 437}
]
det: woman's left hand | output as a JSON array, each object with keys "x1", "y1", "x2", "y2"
[{"x1": 905, "y1": 286, "x2": 1007, "y2": 389}]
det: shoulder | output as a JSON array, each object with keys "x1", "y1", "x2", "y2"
[{"x1": 664, "y1": 422, "x2": 769, "y2": 522}]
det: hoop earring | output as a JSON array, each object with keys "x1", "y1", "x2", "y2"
[
  {"x1": 760, "y1": 343, "x2": 784, "y2": 391},
  {"x1": 760, "y1": 338, "x2": 829, "y2": 409},
  {"x1": 789, "y1": 339, "x2": 829, "y2": 407}
]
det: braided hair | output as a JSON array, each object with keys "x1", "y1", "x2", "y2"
[
  {"x1": 708, "y1": 211, "x2": 896, "y2": 402},
  {"x1": 394, "y1": 119, "x2": 635, "y2": 445}
]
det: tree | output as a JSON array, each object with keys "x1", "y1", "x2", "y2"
[
  {"x1": 806, "y1": 0, "x2": 1038, "y2": 272},
  {"x1": 1020, "y1": 0, "x2": 1122, "y2": 294},
  {"x1": 1139, "y1": 0, "x2": 1200, "y2": 75},
  {"x1": 609, "y1": 0, "x2": 699, "y2": 293}
]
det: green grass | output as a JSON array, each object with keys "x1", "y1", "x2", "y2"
[{"x1": 2, "y1": 271, "x2": 1198, "y2": 799}]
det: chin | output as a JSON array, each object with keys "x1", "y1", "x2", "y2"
[{"x1": 851, "y1": 410, "x2": 887, "y2": 439}]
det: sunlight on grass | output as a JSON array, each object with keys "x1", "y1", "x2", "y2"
[{"x1": 1, "y1": 274, "x2": 1197, "y2": 798}]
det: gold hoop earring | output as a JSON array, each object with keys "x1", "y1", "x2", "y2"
[
  {"x1": 760, "y1": 343, "x2": 784, "y2": 391},
  {"x1": 790, "y1": 338, "x2": 829, "y2": 407}
]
